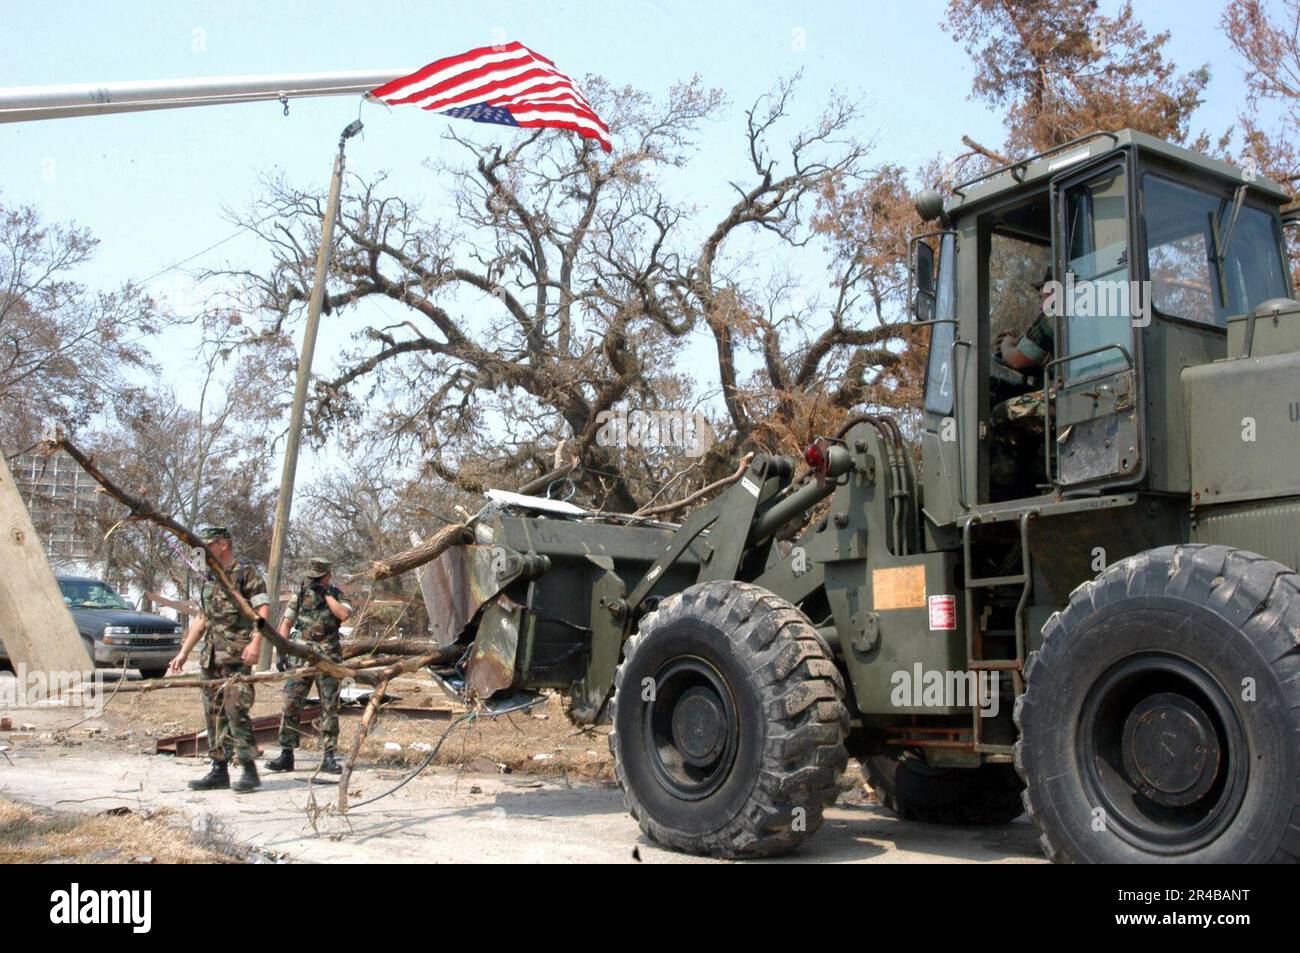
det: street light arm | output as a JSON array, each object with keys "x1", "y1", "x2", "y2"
[{"x1": 0, "y1": 70, "x2": 409, "y2": 123}]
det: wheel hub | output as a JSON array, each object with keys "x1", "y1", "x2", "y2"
[
  {"x1": 643, "y1": 656, "x2": 740, "y2": 800},
  {"x1": 1078, "y1": 651, "x2": 1247, "y2": 854},
  {"x1": 671, "y1": 687, "x2": 726, "y2": 765},
  {"x1": 1121, "y1": 692, "x2": 1221, "y2": 806}
]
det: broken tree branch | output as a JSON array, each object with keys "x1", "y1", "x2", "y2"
[
  {"x1": 633, "y1": 452, "x2": 755, "y2": 518},
  {"x1": 337, "y1": 650, "x2": 444, "y2": 811},
  {"x1": 342, "y1": 638, "x2": 442, "y2": 659},
  {"x1": 360, "y1": 521, "x2": 473, "y2": 581},
  {"x1": 47, "y1": 436, "x2": 358, "y2": 680},
  {"x1": 960, "y1": 135, "x2": 1010, "y2": 165}
]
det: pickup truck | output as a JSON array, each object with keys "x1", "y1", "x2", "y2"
[{"x1": 0, "y1": 575, "x2": 183, "y2": 678}]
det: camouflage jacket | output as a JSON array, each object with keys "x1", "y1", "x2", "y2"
[
  {"x1": 284, "y1": 584, "x2": 344, "y2": 656},
  {"x1": 200, "y1": 561, "x2": 269, "y2": 666},
  {"x1": 1015, "y1": 313, "x2": 1055, "y2": 367}
]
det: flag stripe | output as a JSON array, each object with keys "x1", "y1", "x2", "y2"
[
  {"x1": 413, "y1": 64, "x2": 568, "y2": 111},
  {"x1": 370, "y1": 42, "x2": 611, "y2": 152},
  {"x1": 431, "y1": 75, "x2": 610, "y2": 133},
  {"x1": 371, "y1": 42, "x2": 540, "y2": 99}
]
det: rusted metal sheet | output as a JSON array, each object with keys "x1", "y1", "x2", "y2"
[
  {"x1": 420, "y1": 543, "x2": 505, "y2": 645},
  {"x1": 464, "y1": 594, "x2": 523, "y2": 700},
  {"x1": 154, "y1": 706, "x2": 320, "y2": 757}
]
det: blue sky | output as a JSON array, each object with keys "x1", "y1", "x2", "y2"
[{"x1": 0, "y1": 0, "x2": 1261, "y2": 475}]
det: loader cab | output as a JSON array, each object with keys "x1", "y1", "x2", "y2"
[{"x1": 913, "y1": 130, "x2": 1293, "y2": 527}]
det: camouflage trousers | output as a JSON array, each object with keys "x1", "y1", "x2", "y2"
[
  {"x1": 277, "y1": 666, "x2": 341, "y2": 751},
  {"x1": 200, "y1": 661, "x2": 256, "y2": 765},
  {"x1": 989, "y1": 391, "x2": 1048, "y2": 495}
]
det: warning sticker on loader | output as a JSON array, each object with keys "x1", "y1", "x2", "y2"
[
  {"x1": 872, "y1": 566, "x2": 927, "y2": 610},
  {"x1": 928, "y1": 594, "x2": 957, "y2": 631}
]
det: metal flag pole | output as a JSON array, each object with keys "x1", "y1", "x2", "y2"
[{"x1": 260, "y1": 117, "x2": 364, "y2": 669}]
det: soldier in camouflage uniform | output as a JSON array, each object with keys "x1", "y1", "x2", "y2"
[
  {"x1": 990, "y1": 273, "x2": 1054, "y2": 498},
  {"x1": 167, "y1": 525, "x2": 270, "y2": 792},
  {"x1": 265, "y1": 557, "x2": 351, "y2": 775}
]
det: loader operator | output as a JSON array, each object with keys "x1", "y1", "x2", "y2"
[
  {"x1": 264, "y1": 557, "x2": 351, "y2": 775},
  {"x1": 989, "y1": 270, "x2": 1054, "y2": 498},
  {"x1": 167, "y1": 525, "x2": 270, "y2": 793}
]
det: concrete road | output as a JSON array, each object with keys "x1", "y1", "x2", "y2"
[{"x1": 0, "y1": 746, "x2": 1045, "y2": 863}]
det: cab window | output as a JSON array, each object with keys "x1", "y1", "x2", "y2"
[
  {"x1": 1144, "y1": 173, "x2": 1288, "y2": 325},
  {"x1": 1060, "y1": 165, "x2": 1130, "y2": 381},
  {"x1": 923, "y1": 231, "x2": 957, "y2": 416}
]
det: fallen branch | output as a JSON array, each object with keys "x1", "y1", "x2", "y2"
[
  {"x1": 633, "y1": 452, "x2": 755, "y2": 518},
  {"x1": 342, "y1": 638, "x2": 441, "y2": 659},
  {"x1": 337, "y1": 650, "x2": 444, "y2": 811},
  {"x1": 960, "y1": 135, "x2": 1009, "y2": 166},
  {"x1": 517, "y1": 458, "x2": 578, "y2": 495},
  {"x1": 96, "y1": 648, "x2": 461, "y2": 694},
  {"x1": 48, "y1": 436, "x2": 378, "y2": 680},
  {"x1": 360, "y1": 522, "x2": 472, "y2": 582}
]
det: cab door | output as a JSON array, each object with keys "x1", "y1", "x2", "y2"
[{"x1": 1048, "y1": 155, "x2": 1144, "y2": 488}]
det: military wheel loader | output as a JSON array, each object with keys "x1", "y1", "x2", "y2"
[{"x1": 422, "y1": 129, "x2": 1300, "y2": 863}]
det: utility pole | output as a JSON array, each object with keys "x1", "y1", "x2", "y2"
[
  {"x1": 0, "y1": 70, "x2": 403, "y2": 674},
  {"x1": 260, "y1": 118, "x2": 363, "y2": 668}
]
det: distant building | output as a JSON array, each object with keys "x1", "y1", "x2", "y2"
[
  {"x1": 9, "y1": 450, "x2": 189, "y2": 619},
  {"x1": 10, "y1": 449, "x2": 104, "y2": 566}
]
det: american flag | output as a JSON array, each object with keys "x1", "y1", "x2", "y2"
[{"x1": 369, "y1": 42, "x2": 611, "y2": 152}]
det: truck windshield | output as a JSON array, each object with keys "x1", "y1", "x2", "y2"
[
  {"x1": 59, "y1": 579, "x2": 130, "y2": 609},
  {"x1": 1144, "y1": 174, "x2": 1288, "y2": 326}
]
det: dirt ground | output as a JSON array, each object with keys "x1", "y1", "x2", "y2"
[{"x1": 73, "y1": 667, "x2": 613, "y2": 781}]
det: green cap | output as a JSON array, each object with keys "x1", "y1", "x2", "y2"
[
  {"x1": 198, "y1": 525, "x2": 231, "y2": 542},
  {"x1": 307, "y1": 556, "x2": 332, "y2": 578}
]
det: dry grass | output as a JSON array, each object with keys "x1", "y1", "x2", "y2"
[{"x1": 0, "y1": 797, "x2": 238, "y2": 864}]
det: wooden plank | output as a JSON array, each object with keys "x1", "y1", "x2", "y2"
[{"x1": 0, "y1": 454, "x2": 92, "y2": 678}]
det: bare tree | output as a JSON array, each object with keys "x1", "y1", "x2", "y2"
[
  {"x1": 0, "y1": 197, "x2": 162, "y2": 450},
  {"x1": 222, "y1": 76, "x2": 910, "y2": 512}
]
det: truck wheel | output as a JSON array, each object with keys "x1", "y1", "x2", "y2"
[
  {"x1": 1015, "y1": 544, "x2": 1300, "y2": 863},
  {"x1": 609, "y1": 580, "x2": 848, "y2": 858},
  {"x1": 863, "y1": 752, "x2": 1024, "y2": 825}
]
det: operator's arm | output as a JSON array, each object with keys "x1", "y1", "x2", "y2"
[
  {"x1": 1001, "y1": 314, "x2": 1053, "y2": 371},
  {"x1": 168, "y1": 614, "x2": 205, "y2": 675}
]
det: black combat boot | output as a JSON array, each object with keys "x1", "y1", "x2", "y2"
[
  {"x1": 264, "y1": 748, "x2": 294, "y2": 772},
  {"x1": 188, "y1": 759, "x2": 230, "y2": 790},
  {"x1": 319, "y1": 748, "x2": 342, "y2": 774},
  {"x1": 231, "y1": 760, "x2": 261, "y2": 792}
]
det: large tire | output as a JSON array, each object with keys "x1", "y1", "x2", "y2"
[
  {"x1": 863, "y1": 752, "x2": 1024, "y2": 825},
  {"x1": 609, "y1": 581, "x2": 849, "y2": 858},
  {"x1": 1015, "y1": 544, "x2": 1300, "y2": 863}
]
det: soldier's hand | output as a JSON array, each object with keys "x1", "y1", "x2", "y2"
[
  {"x1": 240, "y1": 643, "x2": 259, "y2": 666},
  {"x1": 166, "y1": 653, "x2": 186, "y2": 676}
]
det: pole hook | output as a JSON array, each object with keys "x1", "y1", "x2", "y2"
[{"x1": 278, "y1": 92, "x2": 289, "y2": 116}]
